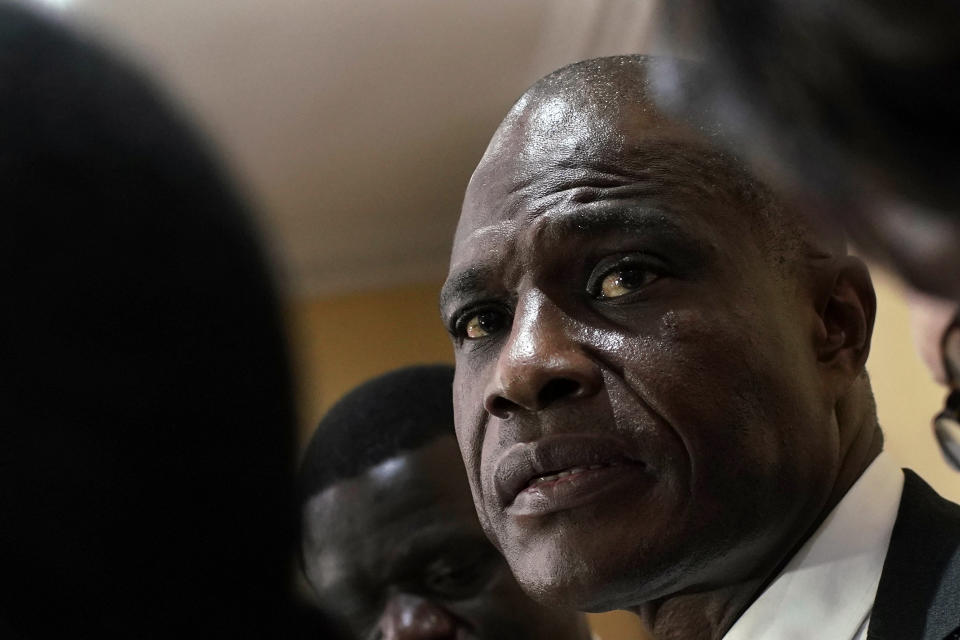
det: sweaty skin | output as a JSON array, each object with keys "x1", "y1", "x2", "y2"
[
  {"x1": 302, "y1": 436, "x2": 591, "y2": 640},
  {"x1": 441, "y1": 58, "x2": 881, "y2": 640}
]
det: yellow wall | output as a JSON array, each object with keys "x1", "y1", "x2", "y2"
[
  {"x1": 289, "y1": 268, "x2": 957, "y2": 640},
  {"x1": 868, "y1": 268, "x2": 959, "y2": 502},
  {"x1": 289, "y1": 282, "x2": 454, "y2": 443}
]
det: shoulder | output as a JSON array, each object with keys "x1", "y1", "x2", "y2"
[{"x1": 869, "y1": 470, "x2": 960, "y2": 640}]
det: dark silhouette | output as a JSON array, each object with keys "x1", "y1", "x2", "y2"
[{"x1": 0, "y1": 4, "x2": 334, "y2": 637}]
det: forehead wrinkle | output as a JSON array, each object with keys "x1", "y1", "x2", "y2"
[
  {"x1": 445, "y1": 221, "x2": 528, "y2": 313},
  {"x1": 521, "y1": 205, "x2": 696, "y2": 262},
  {"x1": 520, "y1": 176, "x2": 692, "y2": 223},
  {"x1": 451, "y1": 214, "x2": 517, "y2": 258},
  {"x1": 505, "y1": 165, "x2": 635, "y2": 211},
  {"x1": 491, "y1": 135, "x2": 733, "y2": 219},
  {"x1": 530, "y1": 205, "x2": 688, "y2": 240}
]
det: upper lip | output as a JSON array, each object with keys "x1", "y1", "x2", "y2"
[{"x1": 493, "y1": 433, "x2": 645, "y2": 507}]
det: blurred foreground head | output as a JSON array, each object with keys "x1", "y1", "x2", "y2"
[
  {"x1": 652, "y1": 1, "x2": 960, "y2": 300},
  {"x1": 0, "y1": 3, "x2": 305, "y2": 636},
  {"x1": 300, "y1": 365, "x2": 591, "y2": 640}
]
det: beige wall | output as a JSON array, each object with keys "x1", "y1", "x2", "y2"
[
  {"x1": 289, "y1": 266, "x2": 957, "y2": 640},
  {"x1": 868, "y1": 269, "x2": 959, "y2": 502},
  {"x1": 290, "y1": 282, "x2": 454, "y2": 442}
]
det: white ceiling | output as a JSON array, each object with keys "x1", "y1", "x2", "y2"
[{"x1": 43, "y1": 0, "x2": 660, "y2": 296}]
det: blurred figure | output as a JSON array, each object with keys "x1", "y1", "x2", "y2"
[
  {"x1": 908, "y1": 290, "x2": 960, "y2": 468},
  {"x1": 299, "y1": 365, "x2": 594, "y2": 640},
  {"x1": 0, "y1": 3, "x2": 334, "y2": 637},
  {"x1": 652, "y1": 1, "x2": 960, "y2": 300},
  {"x1": 650, "y1": 3, "x2": 960, "y2": 467}
]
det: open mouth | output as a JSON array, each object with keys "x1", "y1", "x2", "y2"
[
  {"x1": 493, "y1": 434, "x2": 649, "y2": 517},
  {"x1": 523, "y1": 461, "x2": 625, "y2": 490}
]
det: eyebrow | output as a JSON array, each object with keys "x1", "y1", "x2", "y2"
[
  {"x1": 439, "y1": 265, "x2": 497, "y2": 315},
  {"x1": 531, "y1": 205, "x2": 688, "y2": 243},
  {"x1": 441, "y1": 207, "x2": 693, "y2": 315}
]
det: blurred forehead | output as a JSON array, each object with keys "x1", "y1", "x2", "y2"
[{"x1": 304, "y1": 437, "x2": 481, "y2": 557}]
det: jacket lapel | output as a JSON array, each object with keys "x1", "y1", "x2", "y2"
[{"x1": 867, "y1": 470, "x2": 960, "y2": 640}]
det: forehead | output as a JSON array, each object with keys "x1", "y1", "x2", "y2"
[
  {"x1": 451, "y1": 92, "x2": 735, "y2": 267},
  {"x1": 303, "y1": 438, "x2": 483, "y2": 580}
]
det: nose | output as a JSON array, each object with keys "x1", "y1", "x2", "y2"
[
  {"x1": 378, "y1": 593, "x2": 458, "y2": 640},
  {"x1": 484, "y1": 291, "x2": 602, "y2": 418}
]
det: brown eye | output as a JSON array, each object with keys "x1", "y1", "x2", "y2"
[
  {"x1": 424, "y1": 549, "x2": 500, "y2": 600},
  {"x1": 599, "y1": 268, "x2": 658, "y2": 299},
  {"x1": 425, "y1": 559, "x2": 493, "y2": 600},
  {"x1": 464, "y1": 310, "x2": 504, "y2": 339}
]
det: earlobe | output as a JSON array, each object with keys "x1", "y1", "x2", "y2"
[{"x1": 814, "y1": 256, "x2": 877, "y2": 375}]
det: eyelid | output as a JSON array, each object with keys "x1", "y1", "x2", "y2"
[
  {"x1": 446, "y1": 304, "x2": 478, "y2": 338},
  {"x1": 426, "y1": 557, "x2": 496, "y2": 598},
  {"x1": 450, "y1": 306, "x2": 481, "y2": 339},
  {"x1": 449, "y1": 302, "x2": 511, "y2": 340},
  {"x1": 586, "y1": 253, "x2": 665, "y2": 298}
]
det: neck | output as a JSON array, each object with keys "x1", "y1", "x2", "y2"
[
  {"x1": 632, "y1": 384, "x2": 883, "y2": 640},
  {"x1": 574, "y1": 613, "x2": 594, "y2": 640},
  {"x1": 634, "y1": 581, "x2": 765, "y2": 640}
]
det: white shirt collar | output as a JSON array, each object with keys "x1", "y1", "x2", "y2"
[{"x1": 722, "y1": 451, "x2": 904, "y2": 640}]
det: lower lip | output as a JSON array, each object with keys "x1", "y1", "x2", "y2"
[{"x1": 506, "y1": 463, "x2": 648, "y2": 517}]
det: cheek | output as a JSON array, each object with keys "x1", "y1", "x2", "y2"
[
  {"x1": 613, "y1": 307, "x2": 762, "y2": 395},
  {"x1": 453, "y1": 366, "x2": 484, "y2": 471},
  {"x1": 610, "y1": 307, "x2": 817, "y2": 468},
  {"x1": 452, "y1": 370, "x2": 498, "y2": 532}
]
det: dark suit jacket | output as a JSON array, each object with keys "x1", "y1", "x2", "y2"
[{"x1": 868, "y1": 470, "x2": 960, "y2": 640}]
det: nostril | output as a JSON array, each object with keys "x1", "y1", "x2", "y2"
[
  {"x1": 538, "y1": 377, "x2": 581, "y2": 407},
  {"x1": 487, "y1": 394, "x2": 521, "y2": 419},
  {"x1": 488, "y1": 377, "x2": 587, "y2": 417}
]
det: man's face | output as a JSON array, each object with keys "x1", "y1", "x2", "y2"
[
  {"x1": 302, "y1": 436, "x2": 588, "y2": 640},
  {"x1": 441, "y1": 95, "x2": 842, "y2": 611}
]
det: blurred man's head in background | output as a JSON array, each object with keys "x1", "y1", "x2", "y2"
[{"x1": 300, "y1": 365, "x2": 592, "y2": 640}]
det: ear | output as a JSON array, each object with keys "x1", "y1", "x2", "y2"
[{"x1": 811, "y1": 256, "x2": 877, "y2": 380}]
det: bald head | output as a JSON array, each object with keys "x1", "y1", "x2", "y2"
[
  {"x1": 495, "y1": 55, "x2": 668, "y2": 144},
  {"x1": 457, "y1": 56, "x2": 841, "y2": 276},
  {"x1": 442, "y1": 56, "x2": 879, "y2": 619}
]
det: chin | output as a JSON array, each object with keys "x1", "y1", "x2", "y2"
[
  {"x1": 503, "y1": 524, "x2": 696, "y2": 613},
  {"x1": 506, "y1": 547, "x2": 639, "y2": 612},
  {"x1": 513, "y1": 570, "x2": 595, "y2": 610},
  {"x1": 513, "y1": 565, "x2": 647, "y2": 613}
]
